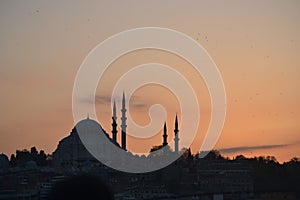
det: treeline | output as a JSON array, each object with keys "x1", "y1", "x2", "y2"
[
  {"x1": 176, "y1": 149, "x2": 300, "y2": 196},
  {"x1": 8, "y1": 146, "x2": 51, "y2": 167},
  {"x1": 3, "y1": 147, "x2": 300, "y2": 196},
  {"x1": 236, "y1": 155, "x2": 300, "y2": 195}
]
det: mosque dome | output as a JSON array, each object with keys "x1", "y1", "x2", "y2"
[{"x1": 52, "y1": 117, "x2": 120, "y2": 167}]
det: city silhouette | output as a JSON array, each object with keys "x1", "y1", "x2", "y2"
[{"x1": 0, "y1": 94, "x2": 299, "y2": 199}]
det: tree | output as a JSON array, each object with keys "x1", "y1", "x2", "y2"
[
  {"x1": 30, "y1": 146, "x2": 38, "y2": 157},
  {"x1": 10, "y1": 154, "x2": 16, "y2": 166},
  {"x1": 150, "y1": 145, "x2": 163, "y2": 153},
  {"x1": 235, "y1": 154, "x2": 246, "y2": 160},
  {"x1": 203, "y1": 150, "x2": 222, "y2": 160}
]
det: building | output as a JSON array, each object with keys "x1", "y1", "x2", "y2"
[
  {"x1": 53, "y1": 92, "x2": 181, "y2": 168},
  {"x1": 52, "y1": 118, "x2": 120, "y2": 168}
]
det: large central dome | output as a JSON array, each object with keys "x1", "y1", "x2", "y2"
[{"x1": 52, "y1": 117, "x2": 120, "y2": 168}]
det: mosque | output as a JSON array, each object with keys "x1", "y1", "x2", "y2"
[{"x1": 52, "y1": 93, "x2": 180, "y2": 167}]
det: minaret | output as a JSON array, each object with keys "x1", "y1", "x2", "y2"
[
  {"x1": 121, "y1": 92, "x2": 127, "y2": 150},
  {"x1": 163, "y1": 122, "x2": 168, "y2": 146},
  {"x1": 174, "y1": 114, "x2": 179, "y2": 153},
  {"x1": 111, "y1": 100, "x2": 118, "y2": 143}
]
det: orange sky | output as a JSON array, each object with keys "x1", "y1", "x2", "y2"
[{"x1": 0, "y1": 1, "x2": 300, "y2": 162}]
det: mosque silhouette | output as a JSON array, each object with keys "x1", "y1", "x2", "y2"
[{"x1": 52, "y1": 92, "x2": 180, "y2": 167}]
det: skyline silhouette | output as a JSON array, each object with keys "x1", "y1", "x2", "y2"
[{"x1": 1, "y1": 143, "x2": 300, "y2": 199}]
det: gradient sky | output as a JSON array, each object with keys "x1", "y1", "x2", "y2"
[{"x1": 0, "y1": 1, "x2": 300, "y2": 162}]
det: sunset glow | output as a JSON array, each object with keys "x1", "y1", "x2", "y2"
[{"x1": 1, "y1": 1, "x2": 300, "y2": 163}]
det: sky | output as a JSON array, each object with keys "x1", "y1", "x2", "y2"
[{"x1": 0, "y1": 1, "x2": 300, "y2": 162}]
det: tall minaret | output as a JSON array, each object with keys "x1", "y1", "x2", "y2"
[
  {"x1": 163, "y1": 122, "x2": 168, "y2": 146},
  {"x1": 111, "y1": 99, "x2": 118, "y2": 143},
  {"x1": 174, "y1": 114, "x2": 179, "y2": 153},
  {"x1": 121, "y1": 92, "x2": 127, "y2": 150}
]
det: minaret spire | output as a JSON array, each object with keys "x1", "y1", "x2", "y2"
[
  {"x1": 112, "y1": 99, "x2": 118, "y2": 143},
  {"x1": 163, "y1": 122, "x2": 168, "y2": 146},
  {"x1": 113, "y1": 99, "x2": 117, "y2": 121},
  {"x1": 174, "y1": 114, "x2": 179, "y2": 153},
  {"x1": 121, "y1": 92, "x2": 127, "y2": 150}
]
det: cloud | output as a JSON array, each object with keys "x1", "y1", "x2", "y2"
[
  {"x1": 80, "y1": 94, "x2": 149, "y2": 110},
  {"x1": 218, "y1": 144, "x2": 288, "y2": 154},
  {"x1": 80, "y1": 94, "x2": 112, "y2": 105},
  {"x1": 132, "y1": 103, "x2": 147, "y2": 110},
  {"x1": 95, "y1": 95, "x2": 111, "y2": 104}
]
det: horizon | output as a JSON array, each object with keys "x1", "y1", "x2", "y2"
[
  {"x1": 2, "y1": 139, "x2": 298, "y2": 165},
  {"x1": 2, "y1": 114, "x2": 298, "y2": 164}
]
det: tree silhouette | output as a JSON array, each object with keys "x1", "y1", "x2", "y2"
[{"x1": 8, "y1": 147, "x2": 48, "y2": 167}]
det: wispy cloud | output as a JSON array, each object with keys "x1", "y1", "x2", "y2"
[
  {"x1": 95, "y1": 94, "x2": 111, "y2": 104},
  {"x1": 132, "y1": 103, "x2": 147, "y2": 110},
  {"x1": 80, "y1": 94, "x2": 149, "y2": 110},
  {"x1": 80, "y1": 94, "x2": 112, "y2": 105},
  {"x1": 219, "y1": 144, "x2": 288, "y2": 154}
]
